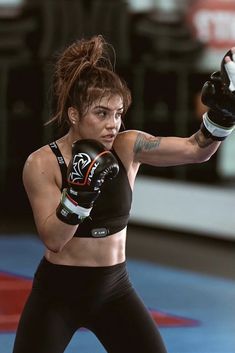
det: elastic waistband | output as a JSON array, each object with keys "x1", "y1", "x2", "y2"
[
  {"x1": 34, "y1": 257, "x2": 130, "y2": 298},
  {"x1": 40, "y1": 256, "x2": 126, "y2": 273}
]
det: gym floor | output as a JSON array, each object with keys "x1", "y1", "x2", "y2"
[{"x1": 0, "y1": 219, "x2": 234, "y2": 353}]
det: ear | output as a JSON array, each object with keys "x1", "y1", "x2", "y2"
[{"x1": 68, "y1": 107, "x2": 79, "y2": 125}]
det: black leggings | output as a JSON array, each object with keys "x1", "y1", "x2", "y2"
[{"x1": 13, "y1": 257, "x2": 167, "y2": 353}]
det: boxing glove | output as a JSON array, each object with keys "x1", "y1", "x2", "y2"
[
  {"x1": 201, "y1": 71, "x2": 235, "y2": 140},
  {"x1": 56, "y1": 139, "x2": 119, "y2": 225}
]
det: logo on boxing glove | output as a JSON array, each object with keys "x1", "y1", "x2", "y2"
[{"x1": 68, "y1": 152, "x2": 100, "y2": 186}]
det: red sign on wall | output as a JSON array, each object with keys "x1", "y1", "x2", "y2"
[{"x1": 187, "y1": 0, "x2": 235, "y2": 49}]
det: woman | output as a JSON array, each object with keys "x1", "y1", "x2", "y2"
[{"x1": 12, "y1": 36, "x2": 235, "y2": 353}]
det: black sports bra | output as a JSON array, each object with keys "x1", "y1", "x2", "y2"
[{"x1": 49, "y1": 142, "x2": 132, "y2": 238}]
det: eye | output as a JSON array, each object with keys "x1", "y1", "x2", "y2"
[
  {"x1": 116, "y1": 112, "x2": 122, "y2": 120},
  {"x1": 96, "y1": 110, "x2": 107, "y2": 118}
]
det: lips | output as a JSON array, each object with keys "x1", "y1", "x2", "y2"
[{"x1": 102, "y1": 134, "x2": 115, "y2": 141}]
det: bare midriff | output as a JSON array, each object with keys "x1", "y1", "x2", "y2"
[{"x1": 45, "y1": 228, "x2": 127, "y2": 267}]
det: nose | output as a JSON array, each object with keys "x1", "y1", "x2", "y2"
[{"x1": 106, "y1": 114, "x2": 117, "y2": 129}]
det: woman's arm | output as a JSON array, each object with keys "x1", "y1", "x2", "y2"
[
  {"x1": 132, "y1": 64, "x2": 235, "y2": 167},
  {"x1": 23, "y1": 140, "x2": 120, "y2": 252},
  {"x1": 132, "y1": 129, "x2": 220, "y2": 167},
  {"x1": 23, "y1": 150, "x2": 77, "y2": 252}
]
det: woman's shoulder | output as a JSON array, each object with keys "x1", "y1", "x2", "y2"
[
  {"x1": 22, "y1": 143, "x2": 61, "y2": 192},
  {"x1": 114, "y1": 129, "x2": 144, "y2": 154},
  {"x1": 113, "y1": 130, "x2": 141, "y2": 173},
  {"x1": 25, "y1": 144, "x2": 55, "y2": 168},
  {"x1": 23, "y1": 143, "x2": 59, "y2": 184},
  {"x1": 114, "y1": 129, "x2": 139, "y2": 145}
]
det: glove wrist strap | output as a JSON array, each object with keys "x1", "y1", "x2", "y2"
[
  {"x1": 61, "y1": 189, "x2": 92, "y2": 216},
  {"x1": 56, "y1": 189, "x2": 92, "y2": 225},
  {"x1": 201, "y1": 112, "x2": 234, "y2": 140}
]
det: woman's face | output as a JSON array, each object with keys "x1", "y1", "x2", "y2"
[{"x1": 71, "y1": 94, "x2": 124, "y2": 149}]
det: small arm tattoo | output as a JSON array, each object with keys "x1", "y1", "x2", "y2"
[
  {"x1": 133, "y1": 133, "x2": 162, "y2": 154},
  {"x1": 194, "y1": 130, "x2": 214, "y2": 148}
]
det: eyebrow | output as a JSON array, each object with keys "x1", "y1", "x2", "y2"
[{"x1": 94, "y1": 105, "x2": 124, "y2": 111}]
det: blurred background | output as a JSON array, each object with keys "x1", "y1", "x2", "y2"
[{"x1": 0, "y1": 0, "x2": 234, "y2": 245}]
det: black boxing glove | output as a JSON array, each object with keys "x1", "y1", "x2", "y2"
[
  {"x1": 201, "y1": 71, "x2": 235, "y2": 140},
  {"x1": 56, "y1": 139, "x2": 119, "y2": 225}
]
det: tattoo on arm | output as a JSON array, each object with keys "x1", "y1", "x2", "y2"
[
  {"x1": 194, "y1": 131, "x2": 214, "y2": 148},
  {"x1": 133, "y1": 133, "x2": 162, "y2": 154}
]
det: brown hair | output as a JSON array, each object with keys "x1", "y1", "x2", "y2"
[{"x1": 47, "y1": 35, "x2": 132, "y2": 131}]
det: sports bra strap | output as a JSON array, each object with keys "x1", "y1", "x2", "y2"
[{"x1": 49, "y1": 142, "x2": 68, "y2": 190}]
